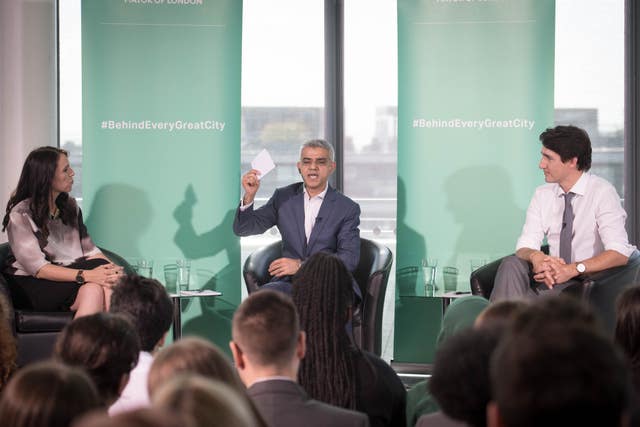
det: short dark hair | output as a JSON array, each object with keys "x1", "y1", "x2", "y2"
[
  {"x1": 539, "y1": 125, "x2": 592, "y2": 171},
  {"x1": 110, "y1": 275, "x2": 173, "y2": 352},
  {"x1": 475, "y1": 300, "x2": 528, "y2": 331},
  {"x1": 74, "y1": 407, "x2": 186, "y2": 427},
  {"x1": 232, "y1": 290, "x2": 299, "y2": 369},
  {"x1": 491, "y1": 298, "x2": 631, "y2": 427},
  {"x1": 54, "y1": 312, "x2": 140, "y2": 405},
  {"x1": 615, "y1": 285, "x2": 640, "y2": 391},
  {"x1": 429, "y1": 328, "x2": 501, "y2": 427},
  {"x1": 0, "y1": 361, "x2": 100, "y2": 427}
]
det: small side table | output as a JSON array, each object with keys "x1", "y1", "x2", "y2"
[{"x1": 169, "y1": 290, "x2": 221, "y2": 340}]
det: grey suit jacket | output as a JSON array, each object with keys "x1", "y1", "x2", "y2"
[
  {"x1": 233, "y1": 182, "x2": 361, "y2": 272},
  {"x1": 248, "y1": 379, "x2": 369, "y2": 427}
]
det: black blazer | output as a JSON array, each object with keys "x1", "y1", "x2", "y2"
[{"x1": 248, "y1": 379, "x2": 369, "y2": 427}]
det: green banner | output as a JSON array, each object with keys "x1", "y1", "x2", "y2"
[
  {"x1": 82, "y1": 0, "x2": 242, "y2": 351},
  {"x1": 395, "y1": 0, "x2": 554, "y2": 362}
]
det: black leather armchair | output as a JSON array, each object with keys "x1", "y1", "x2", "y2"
[
  {"x1": 242, "y1": 238, "x2": 393, "y2": 356},
  {"x1": 0, "y1": 243, "x2": 134, "y2": 366},
  {"x1": 470, "y1": 250, "x2": 640, "y2": 334}
]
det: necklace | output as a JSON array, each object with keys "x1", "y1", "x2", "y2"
[{"x1": 49, "y1": 207, "x2": 59, "y2": 220}]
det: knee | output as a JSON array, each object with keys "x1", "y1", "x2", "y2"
[{"x1": 498, "y1": 255, "x2": 528, "y2": 273}]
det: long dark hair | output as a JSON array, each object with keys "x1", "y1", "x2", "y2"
[
  {"x1": 292, "y1": 252, "x2": 358, "y2": 409},
  {"x1": 2, "y1": 146, "x2": 76, "y2": 236}
]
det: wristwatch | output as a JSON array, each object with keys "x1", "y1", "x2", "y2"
[
  {"x1": 576, "y1": 263, "x2": 586, "y2": 274},
  {"x1": 75, "y1": 270, "x2": 85, "y2": 285}
]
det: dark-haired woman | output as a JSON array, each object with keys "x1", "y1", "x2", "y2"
[
  {"x1": 2, "y1": 146, "x2": 121, "y2": 317},
  {"x1": 292, "y1": 252, "x2": 407, "y2": 427}
]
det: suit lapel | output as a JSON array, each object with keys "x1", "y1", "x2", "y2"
[
  {"x1": 292, "y1": 186, "x2": 307, "y2": 255},
  {"x1": 307, "y1": 186, "x2": 336, "y2": 253}
]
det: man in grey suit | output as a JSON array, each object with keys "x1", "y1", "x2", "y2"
[
  {"x1": 230, "y1": 290, "x2": 369, "y2": 427},
  {"x1": 233, "y1": 139, "x2": 361, "y2": 295}
]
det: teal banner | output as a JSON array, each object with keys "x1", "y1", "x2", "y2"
[
  {"x1": 82, "y1": 0, "x2": 242, "y2": 350},
  {"x1": 395, "y1": 0, "x2": 555, "y2": 362}
]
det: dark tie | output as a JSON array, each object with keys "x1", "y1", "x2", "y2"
[{"x1": 559, "y1": 192, "x2": 575, "y2": 263}]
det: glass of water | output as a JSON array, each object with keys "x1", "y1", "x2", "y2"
[
  {"x1": 135, "y1": 259, "x2": 154, "y2": 278},
  {"x1": 421, "y1": 258, "x2": 438, "y2": 293},
  {"x1": 176, "y1": 259, "x2": 191, "y2": 293}
]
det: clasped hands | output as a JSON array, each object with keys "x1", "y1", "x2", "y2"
[
  {"x1": 83, "y1": 263, "x2": 124, "y2": 289},
  {"x1": 268, "y1": 257, "x2": 301, "y2": 278},
  {"x1": 531, "y1": 254, "x2": 578, "y2": 288}
]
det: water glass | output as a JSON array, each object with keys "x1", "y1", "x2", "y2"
[
  {"x1": 470, "y1": 258, "x2": 487, "y2": 273},
  {"x1": 164, "y1": 264, "x2": 178, "y2": 294},
  {"x1": 177, "y1": 259, "x2": 191, "y2": 292},
  {"x1": 421, "y1": 258, "x2": 438, "y2": 288},
  {"x1": 443, "y1": 266, "x2": 459, "y2": 291},
  {"x1": 136, "y1": 259, "x2": 154, "y2": 278}
]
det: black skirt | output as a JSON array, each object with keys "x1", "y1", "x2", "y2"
[{"x1": 5, "y1": 258, "x2": 110, "y2": 311}]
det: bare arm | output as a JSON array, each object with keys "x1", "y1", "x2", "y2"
[{"x1": 36, "y1": 263, "x2": 122, "y2": 288}]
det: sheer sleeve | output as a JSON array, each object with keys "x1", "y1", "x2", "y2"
[{"x1": 6, "y1": 210, "x2": 49, "y2": 276}]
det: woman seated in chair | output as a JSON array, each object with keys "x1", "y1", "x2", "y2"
[{"x1": 2, "y1": 146, "x2": 122, "y2": 317}]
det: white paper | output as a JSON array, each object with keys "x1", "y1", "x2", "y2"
[
  {"x1": 251, "y1": 149, "x2": 276, "y2": 179},
  {"x1": 179, "y1": 290, "x2": 222, "y2": 296}
]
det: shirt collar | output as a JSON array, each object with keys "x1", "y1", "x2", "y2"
[
  {"x1": 303, "y1": 183, "x2": 328, "y2": 200},
  {"x1": 555, "y1": 172, "x2": 588, "y2": 197}
]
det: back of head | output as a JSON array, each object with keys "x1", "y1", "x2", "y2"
[
  {"x1": 474, "y1": 299, "x2": 528, "y2": 331},
  {"x1": 73, "y1": 408, "x2": 185, "y2": 427},
  {"x1": 110, "y1": 275, "x2": 173, "y2": 352},
  {"x1": 148, "y1": 337, "x2": 242, "y2": 398},
  {"x1": 0, "y1": 361, "x2": 101, "y2": 427},
  {"x1": 54, "y1": 312, "x2": 140, "y2": 405},
  {"x1": 430, "y1": 328, "x2": 501, "y2": 427},
  {"x1": 0, "y1": 292, "x2": 17, "y2": 390},
  {"x1": 539, "y1": 125, "x2": 592, "y2": 171},
  {"x1": 436, "y1": 295, "x2": 489, "y2": 347},
  {"x1": 491, "y1": 297, "x2": 631, "y2": 427},
  {"x1": 615, "y1": 285, "x2": 640, "y2": 383},
  {"x1": 232, "y1": 289, "x2": 299, "y2": 370},
  {"x1": 292, "y1": 252, "x2": 357, "y2": 408},
  {"x1": 152, "y1": 375, "x2": 258, "y2": 427}
]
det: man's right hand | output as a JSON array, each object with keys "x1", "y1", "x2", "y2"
[
  {"x1": 241, "y1": 169, "x2": 260, "y2": 205},
  {"x1": 530, "y1": 252, "x2": 565, "y2": 288}
]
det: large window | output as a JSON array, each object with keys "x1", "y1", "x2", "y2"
[{"x1": 555, "y1": 0, "x2": 625, "y2": 195}]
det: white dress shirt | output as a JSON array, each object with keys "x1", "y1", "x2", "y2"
[
  {"x1": 108, "y1": 351, "x2": 153, "y2": 415},
  {"x1": 516, "y1": 172, "x2": 636, "y2": 262},
  {"x1": 303, "y1": 184, "x2": 328, "y2": 243}
]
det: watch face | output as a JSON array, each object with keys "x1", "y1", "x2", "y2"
[
  {"x1": 577, "y1": 263, "x2": 586, "y2": 273},
  {"x1": 76, "y1": 271, "x2": 85, "y2": 284}
]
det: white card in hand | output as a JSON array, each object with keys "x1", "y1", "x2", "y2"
[{"x1": 251, "y1": 149, "x2": 276, "y2": 179}]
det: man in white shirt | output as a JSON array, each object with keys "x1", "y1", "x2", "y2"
[
  {"x1": 109, "y1": 275, "x2": 173, "y2": 414},
  {"x1": 230, "y1": 290, "x2": 369, "y2": 427},
  {"x1": 491, "y1": 125, "x2": 637, "y2": 301}
]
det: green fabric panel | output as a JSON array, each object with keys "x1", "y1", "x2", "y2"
[{"x1": 82, "y1": 0, "x2": 242, "y2": 353}]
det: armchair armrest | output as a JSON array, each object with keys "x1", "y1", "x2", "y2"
[{"x1": 470, "y1": 256, "x2": 507, "y2": 298}]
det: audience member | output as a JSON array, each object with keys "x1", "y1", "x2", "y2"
[
  {"x1": 0, "y1": 361, "x2": 101, "y2": 427},
  {"x1": 231, "y1": 289, "x2": 369, "y2": 427},
  {"x1": 473, "y1": 300, "x2": 528, "y2": 330},
  {"x1": 152, "y1": 374, "x2": 258, "y2": 427},
  {"x1": 406, "y1": 296, "x2": 489, "y2": 427},
  {"x1": 73, "y1": 408, "x2": 185, "y2": 427},
  {"x1": 418, "y1": 328, "x2": 502, "y2": 427},
  {"x1": 615, "y1": 285, "x2": 640, "y2": 393},
  {"x1": 109, "y1": 275, "x2": 173, "y2": 415},
  {"x1": 54, "y1": 312, "x2": 140, "y2": 406},
  {"x1": 488, "y1": 296, "x2": 631, "y2": 427},
  {"x1": 292, "y1": 252, "x2": 406, "y2": 427},
  {"x1": 0, "y1": 291, "x2": 16, "y2": 391},
  {"x1": 147, "y1": 336, "x2": 267, "y2": 427}
]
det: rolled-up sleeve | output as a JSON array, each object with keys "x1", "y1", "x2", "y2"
[
  {"x1": 6, "y1": 211, "x2": 49, "y2": 276},
  {"x1": 597, "y1": 187, "x2": 635, "y2": 258}
]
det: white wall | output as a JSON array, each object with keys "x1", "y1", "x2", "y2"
[{"x1": 0, "y1": 0, "x2": 56, "y2": 243}]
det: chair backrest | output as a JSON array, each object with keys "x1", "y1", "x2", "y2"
[
  {"x1": 354, "y1": 238, "x2": 393, "y2": 355},
  {"x1": 242, "y1": 238, "x2": 394, "y2": 355}
]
